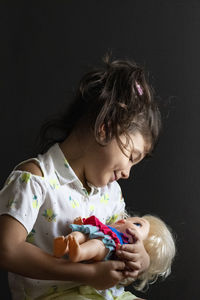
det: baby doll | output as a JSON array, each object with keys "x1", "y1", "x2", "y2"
[{"x1": 54, "y1": 215, "x2": 175, "y2": 291}]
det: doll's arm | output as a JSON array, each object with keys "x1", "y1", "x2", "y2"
[{"x1": 73, "y1": 216, "x2": 84, "y2": 225}]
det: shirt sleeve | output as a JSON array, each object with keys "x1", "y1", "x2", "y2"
[{"x1": 0, "y1": 170, "x2": 46, "y2": 233}]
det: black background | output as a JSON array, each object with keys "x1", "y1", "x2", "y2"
[{"x1": 0, "y1": 1, "x2": 200, "y2": 299}]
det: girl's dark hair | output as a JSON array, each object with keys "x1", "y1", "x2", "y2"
[{"x1": 38, "y1": 56, "x2": 161, "y2": 154}]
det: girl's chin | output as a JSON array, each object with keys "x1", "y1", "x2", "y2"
[
  {"x1": 109, "y1": 179, "x2": 115, "y2": 184},
  {"x1": 89, "y1": 180, "x2": 107, "y2": 188},
  {"x1": 89, "y1": 176, "x2": 115, "y2": 187}
]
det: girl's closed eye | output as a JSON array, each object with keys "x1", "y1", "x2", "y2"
[{"x1": 129, "y1": 153, "x2": 141, "y2": 164}]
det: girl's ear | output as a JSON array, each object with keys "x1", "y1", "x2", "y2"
[{"x1": 98, "y1": 123, "x2": 106, "y2": 140}]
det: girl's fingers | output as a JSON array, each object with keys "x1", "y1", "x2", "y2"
[
  {"x1": 116, "y1": 249, "x2": 139, "y2": 261},
  {"x1": 125, "y1": 260, "x2": 141, "y2": 271},
  {"x1": 119, "y1": 243, "x2": 140, "y2": 252},
  {"x1": 123, "y1": 269, "x2": 139, "y2": 278},
  {"x1": 112, "y1": 260, "x2": 126, "y2": 271}
]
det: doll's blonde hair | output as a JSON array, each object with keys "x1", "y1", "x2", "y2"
[{"x1": 133, "y1": 214, "x2": 176, "y2": 291}]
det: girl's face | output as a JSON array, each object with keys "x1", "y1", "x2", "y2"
[
  {"x1": 84, "y1": 131, "x2": 146, "y2": 188},
  {"x1": 112, "y1": 217, "x2": 150, "y2": 241}
]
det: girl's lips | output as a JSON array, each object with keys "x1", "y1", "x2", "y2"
[
  {"x1": 109, "y1": 172, "x2": 117, "y2": 183},
  {"x1": 109, "y1": 171, "x2": 119, "y2": 183},
  {"x1": 114, "y1": 171, "x2": 119, "y2": 181}
]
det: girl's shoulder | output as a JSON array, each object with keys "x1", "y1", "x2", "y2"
[{"x1": 16, "y1": 161, "x2": 44, "y2": 177}]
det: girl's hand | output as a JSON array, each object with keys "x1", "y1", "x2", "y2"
[
  {"x1": 116, "y1": 228, "x2": 150, "y2": 278},
  {"x1": 86, "y1": 260, "x2": 126, "y2": 290}
]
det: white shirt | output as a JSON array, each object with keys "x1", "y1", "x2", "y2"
[{"x1": 0, "y1": 143, "x2": 126, "y2": 299}]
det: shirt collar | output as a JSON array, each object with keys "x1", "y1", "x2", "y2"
[{"x1": 48, "y1": 143, "x2": 99, "y2": 195}]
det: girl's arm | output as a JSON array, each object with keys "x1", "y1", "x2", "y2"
[{"x1": 0, "y1": 214, "x2": 126, "y2": 290}]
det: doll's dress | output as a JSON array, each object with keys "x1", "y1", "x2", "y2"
[{"x1": 69, "y1": 215, "x2": 129, "y2": 259}]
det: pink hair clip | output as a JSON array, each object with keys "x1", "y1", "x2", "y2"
[{"x1": 135, "y1": 81, "x2": 143, "y2": 96}]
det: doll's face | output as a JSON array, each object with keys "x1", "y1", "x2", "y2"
[{"x1": 113, "y1": 217, "x2": 150, "y2": 242}]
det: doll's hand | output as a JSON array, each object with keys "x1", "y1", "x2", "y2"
[
  {"x1": 73, "y1": 217, "x2": 84, "y2": 225},
  {"x1": 116, "y1": 228, "x2": 150, "y2": 278},
  {"x1": 87, "y1": 260, "x2": 126, "y2": 290}
]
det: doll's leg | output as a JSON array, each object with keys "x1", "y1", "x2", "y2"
[
  {"x1": 68, "y1": 231, "x2": 88, "y2": 244},
  {"x1": 68, "y1": 235, "x2": 109, "y2": 262},
  {"x1": 54, "y1": 236, "x2": 68, "y2": 258},
  {"x1": 54, "y1": 231, "x2": 88, "y2": 258}
]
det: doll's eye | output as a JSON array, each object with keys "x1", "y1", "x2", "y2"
[
  {"x1": 134, "y1": 222, "x2": 142, "y2": 227},
  {"x1": 130, "y1": 155, "x2": 134, "y2": 163}
]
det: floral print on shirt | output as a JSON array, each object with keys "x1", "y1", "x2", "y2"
[{"x1": 43, "y1": 208, "x2": 57, "y2": 222}]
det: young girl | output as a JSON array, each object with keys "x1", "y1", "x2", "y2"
[
  {"x1": 54, "y1": 214, "x2": 176, "y2": 292},
  {"x1": 0, "y1": 57, "x2": 161, "y2": 300}
]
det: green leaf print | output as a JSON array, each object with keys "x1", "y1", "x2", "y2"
[
  {"x1": 49, "y1": 178, "x2": 60, "y2": 190},
  {"x1": 32, "y1": 195, "x2": 39, "y2": 209},
  {"x1": 89, "y1": 204, "x2": 95, "y2": 212},
  {"x1": 100, "y1": 193, "x2": 109, "y2": 205},
  {"x1": 7, "y1": 198, "x2": 17, "y2": 209},
  {"x1": 42, "y1": 209, "x2": 57, "y2": 222},
  {"x1": 69, "y1": 195, "x2": 80, "y2": 208},
  {"x1": 26, "y1": 229, "x2": 36, "y2": 244},
  {"x1": 20, "y1": 172, "x2": 31, "y2": 183},
  {"x1": 106, "y1": 214, "x2": 119, "y2": 225}
]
